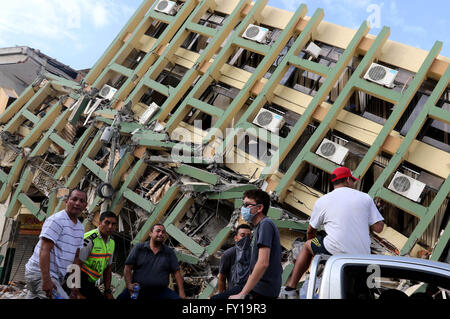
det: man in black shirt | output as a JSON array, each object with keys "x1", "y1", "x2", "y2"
[
  {"x1": 211, "y1": 224, "x2": 252, "y2": 299},
  {"x1": 117, "y1": 224, "x2": 185, "y2": 299}
]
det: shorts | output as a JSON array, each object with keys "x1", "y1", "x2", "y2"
[{"x1": 310, "y1": 237, "x2": 331, "y2": 256}]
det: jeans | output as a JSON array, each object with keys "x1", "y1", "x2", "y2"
[
  {"x1": 117, "y1": 286, "x2": 180, "y2": 300},
  {"x1": 25, "y1": 270, "x2": 68, "y2": 299}
]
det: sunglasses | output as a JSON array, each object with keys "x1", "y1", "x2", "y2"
[{"x1": 242, "y1": 203, "x2": 260, "y2": 208}]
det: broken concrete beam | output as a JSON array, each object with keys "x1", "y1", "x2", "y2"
[
  {"x1": 207, "y1": 184, "x2": 258, "y2": 200},
  {"x1": 132, "y1": 185, "x2": 180, "y2": 244},
  {"x1": 175, "y1": 250, "x2": 199, "y2": 265},
  {"x1": 176, "y1": 164, "x2": 219, "y2": 185},
  {"x1": 0, "y1": 155, "x2": 26, "y2": 202},
  {"x1": 272, "y1": 220, "x2": 309, "y2": 231},
  {"x1": 181, "y1": 183, "x2": 214, "y2": 193},
  {"x1": 197, "y1": 278, "x2": 218, "y2": 299},
  {"x1": 281, "y1": 263, "x2": 294, "y2": 286},
  {"x1": 4, "y1": 167, "x2": 34, "y2": 219},
  {"x1": 166, "y1": 224, "x2": 205, "y2": 257},
  {"x1": 163, "y1": 194, "x2": 195, "y2": 227},
  {"x1": 206, "y1": 226, "x2": 233, "y2": 256},
  {"x1": 0, "y1": 87, "x2": 18, "y2": 115}
]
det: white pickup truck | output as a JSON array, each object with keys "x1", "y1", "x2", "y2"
[{"x1": 303, "y1": 254, "x2": 450, "y2": 299}]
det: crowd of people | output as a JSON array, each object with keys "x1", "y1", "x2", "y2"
[{"x1": 24, "y1": 166, "x2": 384, "y2": 299}]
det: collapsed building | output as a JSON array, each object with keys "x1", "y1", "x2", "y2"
[{"x1": 0, "y1": 0, "x2": 448, "y2": 298}]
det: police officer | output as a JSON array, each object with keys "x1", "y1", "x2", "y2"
[{"x1": 71, "y1": 211, "x2": 118, "y2": 299}]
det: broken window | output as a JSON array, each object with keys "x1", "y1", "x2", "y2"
[
  {"x1": 342, "y1": 264, "x2": 450, "y2": 299},
  {"x1": 282, "y1": 66, "x2": 326, "y2": 98},
  {"x1": 139, "y1": 87, "x2": 168, "y2": 108},
  {"x1": 344, "y1": 89, "x2": 396, "y2": 125},
  {"x1": 155, "y1": 62, "x2": 189, "y2": 88},
  {"x1": 437, "y1": 87, "x2": 449, "y2": 109},
  {"x1": 198, "y1": 11, "x2": 227, "y2": 29},
  {"x1": 227, "y1": 48, "x2": 265, "y2": 74},
  {"x1": 292, "y1": 163, "x2": 333, "y2": 195},
  {"x1": 181, "y1": 32, "x2": 211, "y2": 54},
  {"x1": 120, "y1": 49, "x2": 147, "y2": 71},
  {"x1": 145, "y1": 20, "x2": 169, "y2": 39},
  {"x1": 278, "y1": 40, "x2": 349, "y2": 101},
  {"x1": 417, "y1": 116, "x2": 449, "y2": 153},
  {"x1": 236, "y1": 133, "x2": 278, "y2": 164},
  {"x1": 377, "y1": 198, "x2": 421, "y2": 235},
  {"x1": 279, "y1": 121, "x2": 317, "y2": 173}
]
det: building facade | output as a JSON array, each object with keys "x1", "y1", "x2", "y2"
[{"x1": 0, "y1": 0, "x2": 448, "y2": 296}]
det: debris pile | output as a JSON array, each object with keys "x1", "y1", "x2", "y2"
[{"x1": 0, "y1": 283, "x2": 28, "y2": 299}]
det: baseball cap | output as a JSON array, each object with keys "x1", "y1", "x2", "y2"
[{"x1": 330, "y1": 167, "x2": 359, "y2": 182}]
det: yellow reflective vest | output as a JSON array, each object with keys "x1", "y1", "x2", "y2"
[{"x1": 81, "y1": 229, "x2": 115, "y2": 283}]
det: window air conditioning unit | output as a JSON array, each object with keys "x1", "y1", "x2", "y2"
[
  {"x1": 388, "y1": 172, "x2": 426, "y2": 202},
  {"x1": 252, "y1": 109, "x2": 285, "y2": 133},
  {"x1": 99, "y1": 84, "x2": 117, "y2": 100},
  {"x1": 315, "y1": 138, "x2": 349, "y2": 165},
  {"x1": 305, "y1": 42, "x2": 322, "y2": 60},
  {"x1": 363, "y1": 63, "x2": 398, "y2": 88},
  {"x1": 242, "y1": 24, "x2": 269, "y2": 43},
  {"x1": 155, "y1": 0, "x2": 177, "y2": 15},
  {"x1": 139, "y1": 102, "x2": 160, "y2": 125}
]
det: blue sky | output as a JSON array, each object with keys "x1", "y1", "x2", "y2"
[{"x1": 0, "y1": 0, "x2": 448, "y2": 70}]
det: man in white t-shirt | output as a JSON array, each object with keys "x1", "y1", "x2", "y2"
[
  {"x1": 25, "y1": 189, "x2": 87, "y2": 299},
  {"x1": 280, "y1": 167, "x2": 384, "y2": 298}
]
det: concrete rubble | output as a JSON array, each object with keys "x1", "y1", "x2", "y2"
[{"x1": 0, "y1": 283, "x2": 28, "y2": 299}]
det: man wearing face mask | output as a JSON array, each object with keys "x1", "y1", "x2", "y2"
[
  {"x1": 229, "y1": 189, "x2": 282, "y2": 299},
  {"x1": 210, "y1": 224, "x2": 252, "y2": 299}
]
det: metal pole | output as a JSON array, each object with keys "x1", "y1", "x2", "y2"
[{"x1": 100, "y1": 114, "x2": 121, "y2": 214}]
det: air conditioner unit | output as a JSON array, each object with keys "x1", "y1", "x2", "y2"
[
  {"x1": 155, "y1": 0, "x2": 177, "y2": 15},
  {"x1": 99, "y1": 84, "x2": 117, "y2": 100},
  {"x1": 305, "y1": 42, "x2": 322, "y2": 60},
  {"x1": 139, "y1": 102, "x2": 160, "y2": 125},
  {"x1": 252, "y1": 109, "x2": 285, "y2": 133},
  {"x1": 315, "y1": 138, "x2": 349, "y2": 165},
  {"x1": 363, "y1": 63, "x2": 398, "y2": 88},
  {"x1": 242, "y1": 24, "x2": 269, "y2": 43},
  {"x1": 388, "y1": 172, "x2": 426, "y2": 202}
]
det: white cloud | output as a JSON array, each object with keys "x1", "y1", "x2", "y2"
[
  {"x1": 385, "y1": 1, "x2": 427, "y2": 36},
  {"x1": 276, "y1": 0, "x2": 372, "y2": 29},
  {"x1": 0, "y1": 0, "x2": 135, "y2": 50},
  {"x1": 92, "y1": 3, "x2": 109, "y2": 28}
]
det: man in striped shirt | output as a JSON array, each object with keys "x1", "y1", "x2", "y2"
[{"x1": 25, "y1": 188, "x2": 87, "y2": 299}]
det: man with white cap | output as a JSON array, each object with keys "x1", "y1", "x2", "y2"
[{"x1": 280, "y1": 166, "x2": 384, "y2": 298}]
